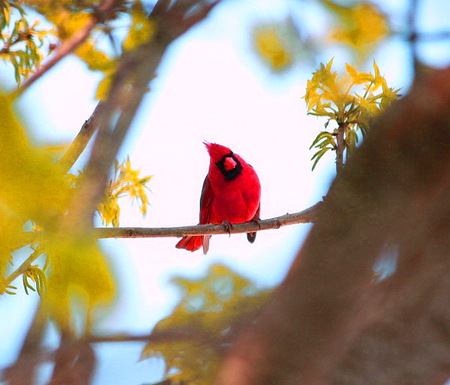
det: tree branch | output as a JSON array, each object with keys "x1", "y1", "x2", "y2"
[
  {"x1": 94, "y1": 202, "x2": 321, "y2": 239},
  {"x1": 408, "y1": 0, "x2": 420, "y2": 76},
  {"x1": 58, "y1": 102, "x2": 102, "y2": 172},
  {"x1": 88, "y1": 330, "x2": 197, "y2": 344},
  {"x1": 22, "y1": 203, "x2": 320, "y2": 244},
  {"x1": 336, "y1": 122, "x2": 347, "y2": 173}
]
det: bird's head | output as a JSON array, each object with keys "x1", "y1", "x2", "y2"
[
  {"x1": 204, "y1": 142, "x2": 243, "y2": 181},
  {"x1": 204, "y1": 142, "x2": 233, "y2": 163}
]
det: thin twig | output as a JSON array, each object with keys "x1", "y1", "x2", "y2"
[
  {"x1": 3, "y1": 248, "x2": 41, "y2": 288},
  {"x1": 413, "y1": 30, "x2": 450, "y2": 41},
  {"x1": 58, "y1": 102, "x2": 103, "y2": 172},
  {"x1": 14, "y1": 0, "x2": 122, "y2": 95},
  {"x1": 16, "y1": 18, "x2": 96, "y2": 95},
  {"x1": 89, "y1": 330, "x2": 196, "y2": 343},
  {"x1": 408, "y1": 0, "x2": 419, "y2": 76},
  {"x1": 335, "y1": 123, "x2": 346, "y2": 173}
]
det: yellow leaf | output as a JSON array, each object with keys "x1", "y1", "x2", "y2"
[
  {"x1": 43, "y1": 236, "x2": 116, "y2": 330},
  {"x1": 346, "y1": 63, "x2": 358, "y2": 81},
  {"x1": 123, "y1": 1, "x2": 156, "y2": 52},
  {"x1": 0, "y1": 91, "x2": 115, "y2": 329},
  {"x1": 142, "y1": 264, "x2": 271, "y2": 384},
  {"x1": 253, "y1": 23, "x2": 294, "y2": 72},
  {"x1": 326, "y1": 1, "x2": 389, "y2": 59},
  {"x1": 48, "y1": 11, "x2": 92, "y2": 40},
  {"x1": 95, "y1": 73, "x2": 114, "y2": 101},
  {"x1": 75, "y1": 43, "x2": 115, "y2": 72},
  {"x1": 0, "y1": 92, "x2": 70, "y2": 229}
]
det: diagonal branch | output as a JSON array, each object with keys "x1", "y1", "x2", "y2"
[
  {"x1": 15, "y1": 0, "x2": 123, "y2": 96},
  {"x1": 58, "y1": 102, "x2": 102, "y2": 172}
]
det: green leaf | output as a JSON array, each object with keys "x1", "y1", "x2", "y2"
[{"x1": 311, "y1": 147, "x2": 330, "y2": 171}]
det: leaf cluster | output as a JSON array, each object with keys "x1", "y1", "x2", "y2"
[
  {"x1": 0, "y1": 90, "x2": 151, "y2": 334},
  {"x1": 304, "y1": 59, "x2": 400, "y2": 169},
  {"x1": 252, "y1": 1, "x2": 390, "y2": 73},
  {"x1": 0, "y1": 2, "x2": 55, "y2": 84},
  {"x1": 0, "y1": 92, "x2": 110, "y2": 330},
  {"x1": 141, "y1": 264, "x2": 271, "y2": 385},
  {"x1": 68, "y1": 158, "x2": 152, "y2": 227},
  {"x1": 252, "y1": 18, "x2": 300, "y2": 73},
  {"x1": 322, "y1": 0, "x2": 389, "y2": 60}
]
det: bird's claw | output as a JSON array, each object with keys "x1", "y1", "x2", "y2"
[
  {"x1": 252, "y1": 218, "x2": 262, "y2": 229},
  {"x1": 222, "y1": 220, "x2": 233, "y2": 236}
]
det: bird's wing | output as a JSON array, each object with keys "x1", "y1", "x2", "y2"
[
  {"x1": 199, "y1": 176, "x2": 214, "y2": 224},
  {"x1": 247, "y1": 202, "x2": 261, "y2": 243},
  {"x1": 252, "y1": 202, "x2": 261, "y2": 221}
]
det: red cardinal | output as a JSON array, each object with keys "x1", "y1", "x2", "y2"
[{"x1": 176, "y1": 142, "x2": 261, "y2": 254}]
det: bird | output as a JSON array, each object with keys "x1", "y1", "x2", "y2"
[{"x1": 176, "y1": 142, "x2": 261, "y2": 254}]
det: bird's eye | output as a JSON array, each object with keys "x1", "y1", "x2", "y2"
[{"x1": 223, "y1": 156, "x2": 237, "y2": 171}]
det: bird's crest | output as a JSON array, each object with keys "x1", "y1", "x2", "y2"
[{"x1": 204, "y1": 142, "x2": 233, "y2": 163}]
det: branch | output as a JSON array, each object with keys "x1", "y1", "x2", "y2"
[
  {"x1": 89, "y1": 330, "x2": 196, "y2": 344},
  {"x1": 94, "y1": 202, "x2": 321, "y2": 239},
  {"x1": 336, "y1": 122, "x2": 346, "y2": 173},
  {"x1": 15, "y1": 0, "x2": 123, "y2": 95},
  {"x1": 4, "y1": 305, "x2": 49, "y2": 385},
  {"x1": 58, "y1": 102, "x2": 102, "y2": 172},
  {"x1": 2, "y1": 247, "x2": 42, "y2": 290},
  {"x1": 408, "y1": 0, "x2": 420, "y2": 76}
]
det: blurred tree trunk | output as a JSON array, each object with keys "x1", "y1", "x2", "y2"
[{"x1": 215, "y1": 68, "x2": 450, "y2": 385}]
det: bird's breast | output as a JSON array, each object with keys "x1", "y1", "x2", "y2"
[{"x1": 208, "y1": 171, "x2": 260, "y2": 224}]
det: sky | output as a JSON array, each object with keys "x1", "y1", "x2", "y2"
[{"x1": 1, "y1": 0, "x2": 450, "y2": 384}]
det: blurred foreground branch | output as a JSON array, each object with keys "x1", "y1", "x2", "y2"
[{"x1": 215, "y1": 67, "x2": 450, "y2": 385}]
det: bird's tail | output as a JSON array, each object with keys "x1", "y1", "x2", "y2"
[
  {"x1": 176, "y1": 235, "x2": 211, "y2": 254},
  {"x1": 247, "y1": 232, "x2": 257, "y2": 243}
]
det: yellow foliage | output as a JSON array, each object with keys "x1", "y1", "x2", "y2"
[
  {"x1": 305, "y1": 59, "x2": 399, "y2": 126},
  {"x1": 141, "y1": 264, "x2": 271, "y2": 385},
  {"x1": 123, "y1": 0, "x2": 156, "y2": 52},
  {"x1": 253, "y1": 22, "x2": 295, "y2": 72},
  {"x1": 98, "y1": 158, "x2": 151, "y2": 226},
  {"x1": 95, "y1": 73, "x2": 113, "y2": 101},
  {"x1": 75, "y1": 41, "x2": 116, "y2": 72},
  {"x1": 0, "y1": 93, "x2": 70, "y2": 229},
  {"x1": 49, "y1": 11, "x2": 92, "y2": 40},
  {"x1": 46, "y1": 9, "x2": 117, "y2": 82},
  {"x1": 323, "y1": 0, "x2": 389, "y2": 60},
  {"x1": 0, "y1": 3, "x2": 55, "y2": 84},
  {"x1": 304, "y1": 59, "x2": 400, "y2": 169},
  {"x1": 0, "y1": 91, "x2": 115, "y2": 332},
  {"x1": 70, "y1": 158, "x2": 152, "y2": 227},
  {"x1": 43, "y1": 236, "x2": 115, "y2": 330}
]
